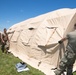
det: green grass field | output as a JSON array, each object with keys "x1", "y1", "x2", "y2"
[
  {"x1": 0, "y1": 49, "x2": 76, "y2": 75},
  {"x1": 0, "y1": 49, "x2": 45, "y2": 75}
]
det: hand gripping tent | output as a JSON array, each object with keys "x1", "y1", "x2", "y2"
[{"x1": 7, "y1": 8, "x2": 76, "y2": 75}]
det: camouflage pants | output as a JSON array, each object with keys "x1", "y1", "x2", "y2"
[
  {"x1": 1, "y1": 40, "x2": 9, "y2": 53},
  {"x1": 54, "y1": 48, "x2": 76, "y2": 75}
]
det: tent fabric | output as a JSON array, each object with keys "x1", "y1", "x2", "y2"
[{"x1": 8, "y1": 8, "x2": 76, "y2": 75}]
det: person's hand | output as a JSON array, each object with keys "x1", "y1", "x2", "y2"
[{"x1": 58, "y1": 40, "x2": 63, "y2": 44}]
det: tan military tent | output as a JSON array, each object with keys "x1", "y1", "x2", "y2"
[{"x1": 7, "y1": 8, "x2": 76, "y2": 75}]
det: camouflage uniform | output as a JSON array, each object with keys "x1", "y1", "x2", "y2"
[
  {"x1": 54, "y1": 30, "x2": 76, "y2": 75},
  {"x1": 0, "y1": 33, "x2": 2, "y2": 47},
  {"x1": 1, "y1": 32, "x2": 9, "y2": 53}
]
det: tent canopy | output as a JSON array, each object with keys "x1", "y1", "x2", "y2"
[{"x1": 8, "y1": 8, "x2": 76, "y2": 75}]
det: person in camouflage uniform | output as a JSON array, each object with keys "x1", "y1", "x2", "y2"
[
  {"x1": 1, "y1": 28, "x2": 9, "y2": 53},
  {"x1": 0, "y1": 33, "x2": 1, "y2": 43},
  {"x1": 54, "y1": 24, "x2": 76, "y2": 75}
]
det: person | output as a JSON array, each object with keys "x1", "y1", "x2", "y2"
[
  {"x1": 0, "y1": 33, "x2": 1, "y2": 42},
  {"x1": 1, "y1": 28, "x2": 9, "y2": 53},
  {"x1": 54, "y1": 24, "x2": 76, "y2": 75}
]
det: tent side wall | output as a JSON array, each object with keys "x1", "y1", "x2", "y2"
[
  {"x1": 8, "y1": 9, "x2": 76, "y2": 75},
  {"x1": 64, "y1": 13, "x2": 76, "y2": 36}
]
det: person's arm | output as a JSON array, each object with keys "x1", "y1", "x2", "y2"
[
  {"x1": 7, "y1": 31, "x2": 15, "y2": 34},
  {"x1": 1, "y1": 34, "x2": 4, "y2": 43}
]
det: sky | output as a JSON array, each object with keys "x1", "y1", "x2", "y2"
[{"x1": 0, "y1": 0, "x2": 76, "y2": 31}]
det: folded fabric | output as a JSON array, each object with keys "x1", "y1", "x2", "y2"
[
  {"x1": 17, "y1": 67, "x2": 29, "y2": 72},
  {"x1": 15, "y1": 62, "x2": 27, "y2": 70},
  {"x1": 15, "y1": 62, "x2": 29, "y2": 72}
]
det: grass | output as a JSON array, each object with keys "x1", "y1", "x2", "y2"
[
  {"x1": 73, "y1": 72, "x2": 76, "y2": 75},
  {"x1": 0, "y1": 49, "x2": 76, "y2": 75},
  {"x1": 0, "y1": 49, "x2": 45, "y2": 75}
]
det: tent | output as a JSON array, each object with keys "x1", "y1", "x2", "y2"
[{"x1": 7, "y1": 8, "x2": 76, "y2": 75}]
